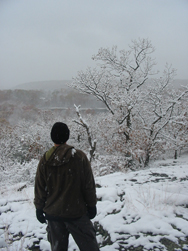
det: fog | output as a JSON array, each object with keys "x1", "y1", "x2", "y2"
[{"x1": 0, "y1": 0, "x2": 188, "y2": 89}]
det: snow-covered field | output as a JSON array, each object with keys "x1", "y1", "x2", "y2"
[{"x1": 0, "y1": 156, "x2": 188, "y2": 251}]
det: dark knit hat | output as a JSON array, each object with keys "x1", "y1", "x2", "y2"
[{"x1": 51, "y1": 122, "x2": 70, "y2": 144}]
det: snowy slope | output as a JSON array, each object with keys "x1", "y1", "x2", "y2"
[{"x1": 0, "y1": 156, "x2": 188, "y2": 251}]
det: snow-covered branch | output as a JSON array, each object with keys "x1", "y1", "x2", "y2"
[{"x1": 73, "y1": 104, "x2": 97, "y2": 162}]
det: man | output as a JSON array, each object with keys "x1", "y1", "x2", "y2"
[{"x1": 34, "y1": 122, "x2": 99, "y2": 251}]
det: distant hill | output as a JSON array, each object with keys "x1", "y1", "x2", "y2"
[
  {"x1": 13, "y1": 80, "x2": 72, "y2": 91},
  {"x1": 12, "y1": 79, "x2": 188, "y2": 91}
]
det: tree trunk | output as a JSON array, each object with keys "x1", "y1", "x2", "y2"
[
  {"x1": 174, "y1": 150, "x2": 178, "y2": 159},
  {"x1": 144, "y1": 151, "x2": 150, "y2": 167}
]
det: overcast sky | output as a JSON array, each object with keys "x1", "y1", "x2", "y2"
[{"x1": 0, "y1": 0, "x2": 188, "y2": 89}]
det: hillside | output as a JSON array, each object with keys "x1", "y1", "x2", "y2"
[
  {"x1": 12, "y1": 80, "x2": 72, "y2": 91},
  {"x1": 11, "y1": 79, "x2": 188, "y2": 91},
  {"x1": 0, "y1": 156, "x2": 188, "y2": 250}
]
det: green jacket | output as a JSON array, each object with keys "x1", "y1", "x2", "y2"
[{"x1": 34, "y1": 144, "x2": 97, "y2": 220}]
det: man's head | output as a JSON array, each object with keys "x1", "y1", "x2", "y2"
[{"x1": 51, "y1": 122, "x2": 70, "y2": 144}]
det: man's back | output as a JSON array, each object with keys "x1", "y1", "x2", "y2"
[{"x1": 34, "y1": 144, "x2": 97, "y2": 220}]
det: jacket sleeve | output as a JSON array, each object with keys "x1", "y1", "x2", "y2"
[
  {"x1": 82, "y1": 154, "x2": 97, "y2": 207},
  {"x1": 34, "y1": 156, "x2": 47, "y2": 210}
]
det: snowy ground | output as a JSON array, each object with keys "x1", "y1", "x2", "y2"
[{"x1": 0, "y1": 156, "x2": 188, "y2": 251}]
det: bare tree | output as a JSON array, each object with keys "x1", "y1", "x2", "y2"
[
  {"x1": 72, "y1": 38, "x2": 157, "y2": 142},
  {"x1": 138, "y1": 65, "x2": 188, "y2": 165},
  {"x1": 72, "y1": 38, "x2": 188, "y2": 167},
  {"x1": 162, "y1": 98, "x2": 188, "y2": 159},
  {"x1": 73, "y1": 105, "x2": 97, "y2": 162}
]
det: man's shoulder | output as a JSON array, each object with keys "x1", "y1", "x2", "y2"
[
  {"x1": 38, "y1": 146, "x2": 55, "y2": 166},
  {"x1": 45, "y1": 146, "x2": 56, "y2": 161},
  {"x1": 73, "y1": 148, "x2": 87, "y2": 158}
]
